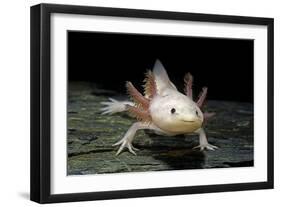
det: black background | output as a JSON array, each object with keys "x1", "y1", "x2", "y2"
[{"x1": 68, "y1": 31, "x2": 253, "y2": 103}]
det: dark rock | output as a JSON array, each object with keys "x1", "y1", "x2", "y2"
[
  {"x1": 78, "y1": 134, "x2": 98, "y2": 142},
  {"x1": 67, "y1": 82, "x2": 254, "y2": 175}
]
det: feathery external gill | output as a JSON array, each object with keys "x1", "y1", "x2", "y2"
[
  {"x1": 126, "y1": 81, "x2": 150, "y2": 110},
  {"x1": 184, "y1": 72, "x2": 193, "y2": 99},
  {"x1": 143, "y1": 70, "x2": 157, "y2": 99},
  {"x1": 126, "y1": 104, "x2": 152, "y2": 122},
  {"x1": 197, "y1": 87, "x2": 208, "y2": 108},
  {"x1": 125, "y1": 81, "x2": 152, "y2": 123}
]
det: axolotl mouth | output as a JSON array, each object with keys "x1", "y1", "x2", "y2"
[
  {"x1": 163, "y1": 118, "x2": 202, "y2": 134},
  {"x1": 179, "y1": 118, "x2": 203, "y2": 132},
  {"x1": 180, "y1": 120, "x2": 196, "y2": 123}
]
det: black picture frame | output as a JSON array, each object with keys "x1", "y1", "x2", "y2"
[{"x1": 30, "y1": 3, "x2": 274, "y2": 204}]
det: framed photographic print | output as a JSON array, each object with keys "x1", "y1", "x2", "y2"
[{"x1": 30, "y1": 3, "x2": 274, "y2": 203}]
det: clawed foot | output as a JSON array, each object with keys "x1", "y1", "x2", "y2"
[
  {"x1": 112, "y1": 138, "x2": 139, "y2": 156},
  {"x1": 193, "y1": 143, "x2": 218, "y2": 151}
]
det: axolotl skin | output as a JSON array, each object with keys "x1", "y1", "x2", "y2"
[{"x1": 100, "y1": 60, "x2": 218, "y2": 155}]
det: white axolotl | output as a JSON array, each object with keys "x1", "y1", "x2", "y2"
[{"x1": 100, "y1": 59, "x2": 218, "y2": 155}]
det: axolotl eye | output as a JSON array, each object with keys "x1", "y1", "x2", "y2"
[
  {"x1": 196, "y1": 110, "x2": 199, "y2": 116},
  {"x1": 171, "y1": 108, "x2": 176, "y2": 114}
]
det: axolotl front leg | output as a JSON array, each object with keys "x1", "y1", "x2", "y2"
[
  {"x1": 192, "y1": 128, "x2": 218, "y2": 151},
  {"x1": 113, "y1": 122, "x2": 166, "y2": 155}
]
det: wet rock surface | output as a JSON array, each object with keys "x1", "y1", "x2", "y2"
[{"x1": 67, "y1": 82, "x2": 254, "y2": 175}]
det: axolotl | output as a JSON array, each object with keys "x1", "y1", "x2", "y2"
[{"x1": 100, "y1": 60, "x2": 217, "y2": 155}]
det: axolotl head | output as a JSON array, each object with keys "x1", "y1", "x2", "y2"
[{"x1": 150, "y1": 92, "x2": 204, "y2": 134}]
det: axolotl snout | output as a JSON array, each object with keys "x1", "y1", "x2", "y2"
[{"x1": 101, "y1": 60, "x2": 217, "y2": 155}]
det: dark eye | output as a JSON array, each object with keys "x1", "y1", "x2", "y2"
[
  {"x1": 196, "y1": 110, "x2": 199, "y2": 116},
  {"x1": 171, "y1": 108, "x2": 176, "y2": 114}
]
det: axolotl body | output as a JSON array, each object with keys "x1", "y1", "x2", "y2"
[{"x1": 101, "y1": 60, "x2": 217, "y2": 155}]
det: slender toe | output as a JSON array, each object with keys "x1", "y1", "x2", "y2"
[
  {"x1": 193, "y1": 144, "x2": 218, "y2": 151},
  {"x1": 116, "y1": 144, "x2": 125, "y2": 156},
  {"x1": 109, "y1": 98, "x2": 117, "y2": 102},
  {"x1": 131, "y1": 146, "x2": 139, "y2": 151},
  {"x1": 112, "y1": 139, "x2": 123, "y2": 146},
  {"x1": 100, "y1": 102, "x2": 111, "y2": 106},
  {"x1": 128, "y1": 145, "x2": 137, "y2": 155}
]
